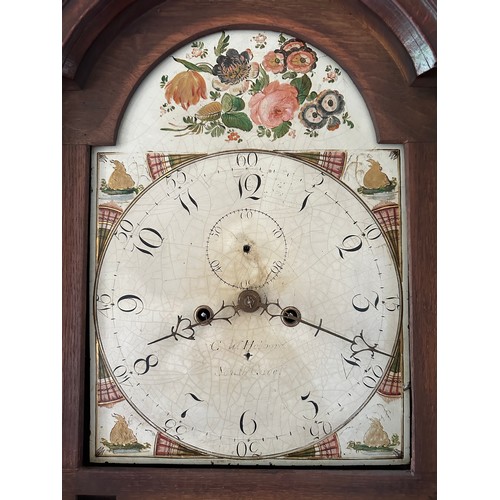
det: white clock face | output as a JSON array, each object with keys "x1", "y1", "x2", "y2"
[{"x1": 95, "y1": 150, "x2": 401, "y2": 459}]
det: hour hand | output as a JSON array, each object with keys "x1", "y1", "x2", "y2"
[
  {"x1": 147, "y1": 301, "x2": 239, "y2": 345},
  {"x1": 148, "y1": 315, "x2": 197, "y2": 344}
]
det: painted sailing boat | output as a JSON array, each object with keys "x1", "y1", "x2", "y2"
[{"x1": 100, "y1": 414, "x2": 151, "y2": 453}]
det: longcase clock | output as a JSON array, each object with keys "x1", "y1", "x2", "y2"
[{"x1": 63, "y1": 1, "x2": 436, "y2": 498}]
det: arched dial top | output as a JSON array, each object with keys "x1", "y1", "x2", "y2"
[{"x1": 95, "y1": 150, "x2": 402, "y2": 459}]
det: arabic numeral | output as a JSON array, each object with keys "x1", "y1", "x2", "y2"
[
  {"x1": 164, "y1": 418, "x2": 177, "y2": 432},
  {"x1": 210, "y1": 260, "x2": 222, "y2": 272},
  {"x1": 239, "y1": 410, "x2": 257, "y2": 435},
  {"x1": 177, "y1": 189, "x2": 199, "y2": 214},
  {"x1": 238, "y1": 173, "x2": 262, "y2": 200},
  {"x1": 270, "y1": 260, "x2": 284, "y2": 274},
  {"x1": 309, "y1": 420, "x2": 332, "y2": 439},
  {"x1": 181, "y1": 393, "x2": 204, "y2": 418},
  {"x1": 362, "y1": 223, "x2": 382, "y2": 240},
  {"x1": 301, "y1": 392, "x2": 319, "y2": 420},
  {"x1": 236, "y1": 440, "x2": 259, "y2": 457},
  {"x1": 240, "y1": 208, "x2": 253, "y2": 219},
  {"x1": 114, "y1": 219, "x2": 134, "y2": 243},
  {"x1": 135, "y1": 227, "x2": 164, "y2": 255},
  {"x1": 117, "y1": 294, "x2": 144, "y2": 314},
  {"x1": 114, "y1": 220, "x2": 164, "y2": 257},
  {"x1": 113, "y1": 365, "x2": 131, "y2": 385},
  {"x1": 337, "y1": 234, "x2": 363, "y2": 258},
  {"x1": 352, "y1": 292, "x2": 380, "y2": 312},
  {"x1": 353, "y1": 292, "x2": 400, "y2": 313},
  {"x1": 341, "y1": 353, "x2": 361, "y2": 379},
  {"x1": 362, "y1": 364, "x2": 384, "y2": 388},
  {"x1": 211, "y1": 225, "x2": 221, "y2": 237},
  {"x1": 383, "y1": 296, "x2": 400, "y2": 311},
  {"x1": 236, "y1": 152, "x2": 258, "y2": 168},
  {"x1": 165, "y1": 170, "x2": 187, "y2": 192},
  {"x1": 133, "y1": 354, "x2": 159, "y2": 375},
  {"x1": 163, "y1": 418, "x2": 187, "y2": 439},
  {"x1": 96, "y1": 293, "x2": 112, "y2": 316},
  {"x1": 298, "y1": 191, "x2": 313, "y2": 212}
]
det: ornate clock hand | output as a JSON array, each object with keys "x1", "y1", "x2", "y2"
[
  {"x1": 260, "y1": 299, "x2": 394, "y2": 359},
  {"x1": 147, "y1": 315, "x2": 197, "y2": 344},
  {"x1": 147, "y1": 301, "x2": 239, "y2": 345}
]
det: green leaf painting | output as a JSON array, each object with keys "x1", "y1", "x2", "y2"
[
  {"x1": 160, "y1": 32, "x2": 354, "y2": 142},
  {"x1": 221, "y1": 112, "x2": 253, "y2": 132}
]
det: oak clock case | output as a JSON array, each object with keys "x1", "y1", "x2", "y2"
[{"x1": 89, "y1": 30, "x2": 409, "y2": 466}]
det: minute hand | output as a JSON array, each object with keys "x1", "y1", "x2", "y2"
[
  {"x1": 263, "y1": 301, "x2": 394, "y2": 359},
  {"x1": 298, "y1": 317, "x2": 394, "y2": 359}
]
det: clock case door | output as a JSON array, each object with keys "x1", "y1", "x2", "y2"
[{"x1": 62, "y1": 1, "x2": 436, "y2": 498}]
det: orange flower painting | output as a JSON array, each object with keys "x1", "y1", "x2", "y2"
[
  {"x1": 164, "y1": 71, "x2": 207, "y2": 110},
  {"x1": 160, "y1": 32, "x2": 353, "y2": 139}
]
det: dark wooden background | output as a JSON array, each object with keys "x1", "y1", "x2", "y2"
[{"x1": 62, "y1": 1, "x2": 436, "y2": 498}]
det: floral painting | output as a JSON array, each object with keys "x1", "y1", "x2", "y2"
[
  {"x1": 160, "y1": 32, "x2": 354, "y2": 142},
  {"x1": 90, "y1": 29, "x2": 408, "y2": 465}
]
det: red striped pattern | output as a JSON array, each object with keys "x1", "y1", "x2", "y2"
[
  {"x1": 154, "y1": 433, "x2": 184, "y2": 456},
  {"x1": 98, "y1": 203, "x2": 123, "y2": 229},
  {"x1": 315, "y1": 432, "x2": 341, "y2": 458},
  {"x1": 97, "y1": 377, "x2": 125, "y2": 405},
  {"x1": 146, "y1": 152, "x2": 172, "y2": 180},
  {"x1": 318, "y1": 150, "x2": 346, "y2": 178},
  {"x1": 377, "y1": 371, "x2": 403, "y2": 397}
]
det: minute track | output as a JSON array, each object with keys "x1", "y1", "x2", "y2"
[{"x1": 94, "y1": 149, "x2": 402, "y2": 459}]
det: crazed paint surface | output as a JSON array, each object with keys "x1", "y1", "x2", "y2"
[{"x1": 88, "y1": 30, "x2": 410, "y2": 466}]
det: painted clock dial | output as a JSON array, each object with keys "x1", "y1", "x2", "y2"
[{"x1": 95, "y1": 150, "x2": 401, "y2": 459}]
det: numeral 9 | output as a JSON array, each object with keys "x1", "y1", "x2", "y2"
[{"x1": 117, "y1": 294, "x2": 144, "y2": 314}]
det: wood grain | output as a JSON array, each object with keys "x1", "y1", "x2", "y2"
[
  {"x1": 405, "y1": 142, "x2": 437, "y2": 479},
  {"x1": 359, "y1": 0, "x2": 436, "y2": 79},
  {"x1": 62, "y1": 0, "x2": 436, "y2": 146},
  {"x1": 63, "y1": 0, "x2": 437, "y2": 88},
  {"x1": 63, "y1": 0, "x2": 164, "y2": 84},
  {"x1": 63, "y1": 467, "x2": 433, "y2": 499},
  {"x1": 62, "y1": 144, "x2": 90, "y2": 470},
  {"x1": 62, "y1": 0, "x2": 436, "y2": 498}
]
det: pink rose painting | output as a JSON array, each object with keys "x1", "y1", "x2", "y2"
[
  {"x1": 160, "y1": 32, "x2": 352, "y2": 140},
  {"x1": 249, "y1": 81, "x2": 299, "y2": 128}
]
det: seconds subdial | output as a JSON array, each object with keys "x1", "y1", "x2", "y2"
[{"x1": 206, "y1": 208, "x2": 287, "y2": 289}]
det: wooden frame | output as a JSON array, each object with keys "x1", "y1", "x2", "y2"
[{"x1": 62, "y1": 1, "x2": 436, "y2": 498}]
